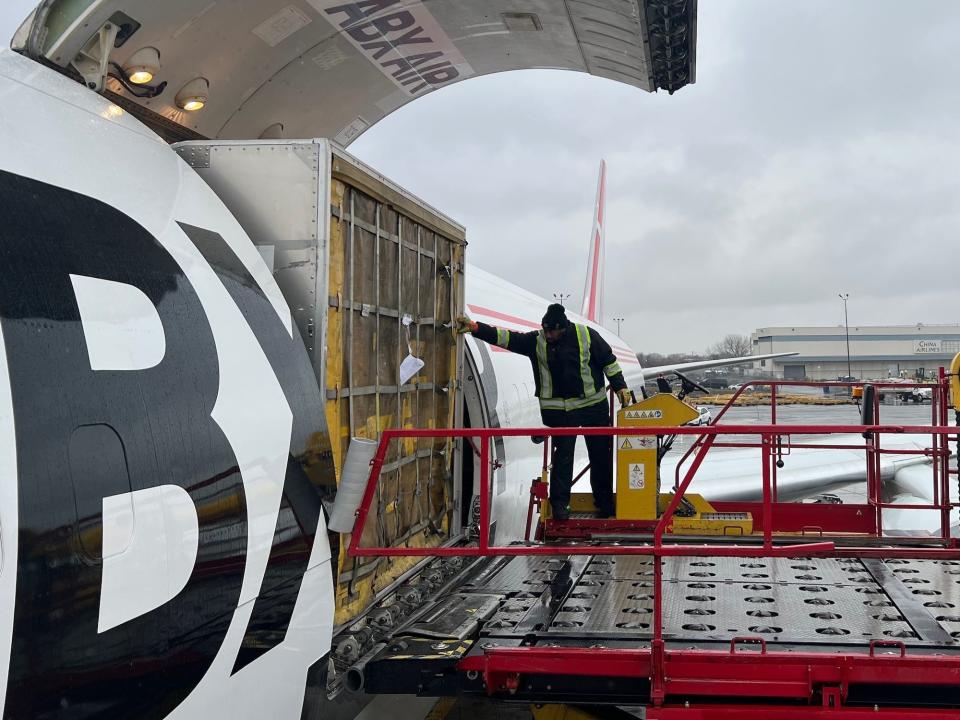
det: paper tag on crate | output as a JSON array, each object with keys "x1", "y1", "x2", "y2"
[{"x1": 399, "y1": 353, "x2": 425, "y2": 385}]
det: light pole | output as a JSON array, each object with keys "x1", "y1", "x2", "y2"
[
  {"x1": 839, "y1": 292, "x2": 852, "y2": 379},
  {"x1": 613, "y1": 316, "x2": 625, "y2": 336},
  {"x1": 553, "y1": 291, "x2": 570, "y2": 307}
]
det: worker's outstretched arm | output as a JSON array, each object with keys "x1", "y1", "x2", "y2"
[
  {"x1": 589, "y1": 328, "x2": 627, "y2": 393},
  {"x1": 456, "y1": 316, "x2": 537, "y2": 357}
]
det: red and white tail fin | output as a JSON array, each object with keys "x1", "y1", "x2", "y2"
[{"x1": 580, "y1": 159, "x2": 606, "y2": 326}]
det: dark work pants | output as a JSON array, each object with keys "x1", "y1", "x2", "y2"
[{"x1": 546, "y1": 400, "x2": 613, "y2": 514}]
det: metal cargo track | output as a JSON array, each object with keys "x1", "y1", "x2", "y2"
[
  {"x1": 479, "y1": 554, "x2": 960, "y2": 645},
  {"x1": 358, "y1": 552, "x2": 960, "y2": 700}
]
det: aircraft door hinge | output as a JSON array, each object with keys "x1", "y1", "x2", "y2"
[{"x1": 71, "y1": 21, "x2": 119, "y2": 91}]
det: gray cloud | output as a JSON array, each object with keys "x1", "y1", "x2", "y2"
[
  {"x1": 4, "y1": 1, "x2": 957, "y2": 353},
  {"x1": 349, "y1": 2, "x2": 960, "y2": 352}
]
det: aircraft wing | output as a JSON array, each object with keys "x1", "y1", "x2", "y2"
[{"x1": 642, "y1": 352, "x2": 798, "y2": 378}]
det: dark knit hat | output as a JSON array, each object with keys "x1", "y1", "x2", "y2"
[{"x1": 541, "y1": 303, "x2": 569, "y2": 330}]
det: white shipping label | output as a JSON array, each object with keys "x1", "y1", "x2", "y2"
[
  {"x1": 628, "y1": 463, "x2": 645, "y2": 490},
  {"x1": 399, "y1": 353, "x2": 425, "y2": 385},
  {"x1": 252, "y1": 6, "x2": 312, "y2": 47}
]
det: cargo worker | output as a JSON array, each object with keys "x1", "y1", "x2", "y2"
[{"x1": 456, "y1": 304, "x2": 631, "y2": 520}]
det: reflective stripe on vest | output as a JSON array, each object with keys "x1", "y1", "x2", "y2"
[
  {"x1": 495, "y1": 327, "x2": 510, "y2": 348},
  {"x1": 535, "y1": 331, "x2": 553, "y2": 399},
  {"x1": 603, "y1": 360, "x2": 622, "y2": 377},
  {"x1": 574, "y1": 324, "x2": 596, "y2": 395},
  {"x1": 538, "y1": 387, "x2": 608, "y2": 412}
]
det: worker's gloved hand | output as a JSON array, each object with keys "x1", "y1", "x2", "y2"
[
  {"x1": 617, "y1": 388, "x2": 633, "y2": 408},
  {"x1": 455, "y1": 315, "x2": 478, "y2": 334}
]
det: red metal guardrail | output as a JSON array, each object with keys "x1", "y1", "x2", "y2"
[
  {"x1": 675, "y1": 371, "x2": 955, "y2": 539},
  {"x1": 346, "y1": 373, "x2": 960, "y2": 714}
]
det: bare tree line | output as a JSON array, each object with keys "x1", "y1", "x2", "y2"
[{"x1": 636, "y1": 334, "x2": 752, "y2": 365}]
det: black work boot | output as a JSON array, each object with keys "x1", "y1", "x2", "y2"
[
  {"x1": 550, "y1": 501, "x2": 570, "y2": 521},
  {"x1": 596, "y1": 505, "x2": 615, "y2": 519}
]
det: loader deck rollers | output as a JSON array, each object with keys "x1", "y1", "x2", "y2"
[{"x1": 349, "y1": 550, "x2": 960, "y2": 712}]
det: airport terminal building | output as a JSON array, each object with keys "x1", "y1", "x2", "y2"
[{"x1": 751, "y1": 325, "x2": 960, "y2": 380}]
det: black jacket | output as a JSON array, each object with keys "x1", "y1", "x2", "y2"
[{"x1": 473, "y1": 321, "x2": 627, "y2": 419}]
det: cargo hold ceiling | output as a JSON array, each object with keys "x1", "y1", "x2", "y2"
[{"x1": 18, "y1": 0, "x2": 696, "y2": 144}]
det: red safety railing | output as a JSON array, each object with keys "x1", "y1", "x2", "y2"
[
  {"x1": 675, "y1": 370, "x2": 955, "y2": 539},
  {"x1": 345, "y1": 375, "x2": 960, "y2": 713},
  {"x1": 349, "y1": 425, "x2": 958, "y2": 627}
]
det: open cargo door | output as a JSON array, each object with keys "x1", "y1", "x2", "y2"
[{"x1": 173, "y1": 139, "x2": 466, "y2": 626}]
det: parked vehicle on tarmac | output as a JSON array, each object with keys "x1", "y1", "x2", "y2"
[
  {"x1": 701, "y1": 377, "x2": 729, "y2": 390},
  {"x1": 690, "y1": 406, "x2": 713, "y2": 425}
]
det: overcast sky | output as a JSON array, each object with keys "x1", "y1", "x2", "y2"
[
  {"x1": 3, "y1": 2, "x2": 958, "y2": 354},
  {"x1": 350, "y1": 1, "x2": 960, "y2": 354}
]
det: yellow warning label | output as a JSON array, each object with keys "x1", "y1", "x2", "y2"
[
  {"x1": 618, "y1": 394, "x2": 699, "y2": 427},
  {"x1": 625, "y1": 409, "x2": 664, "y2": 420},
  {"x1": 619, "y1": 435, "x2": 655, "y2": 450}
]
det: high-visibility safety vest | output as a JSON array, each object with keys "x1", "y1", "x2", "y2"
[
  {"x1": 479, "y1": 320, "x2": 624, "y2": 414},
  {"x1": 534, "y1": 324, "x2": 610, "y2": 412}
]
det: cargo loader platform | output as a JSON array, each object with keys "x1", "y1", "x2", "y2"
[
  {"x1": 337, "y1": 371, "x2": 960, "y2": 716},
  {"x1": 357, "y1": 551, "x2": 960, "y2": 711}
]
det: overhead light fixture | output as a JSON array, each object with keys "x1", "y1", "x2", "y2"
[
  {"x1": 123, "y1": 46, "x2": 160, "y2": 85},
  {"x1": 175, "y1": 77, "x2": 209, "y2": 112}
]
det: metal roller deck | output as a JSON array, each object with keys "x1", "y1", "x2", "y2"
[
  {"x1": 353, "y1": 551, "x2": 960, "y2": 714},
  {"x1": 471, "y1": 554, "x2": 960, "y2": 646},
  {"x1": 363, "y1": 552, "x2": 960, "y2": 656}
]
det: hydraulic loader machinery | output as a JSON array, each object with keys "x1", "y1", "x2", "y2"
[
  {"x1": 616, "y1": 382, "x2": 753, "y2": 535},
  {"x1": 616, "y1": 392, "x2": 697, "y2": 519}
]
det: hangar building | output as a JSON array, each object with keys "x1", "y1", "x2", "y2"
[{"x1": 751, "y1": 325, "x2": 960, "y2": 380}]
